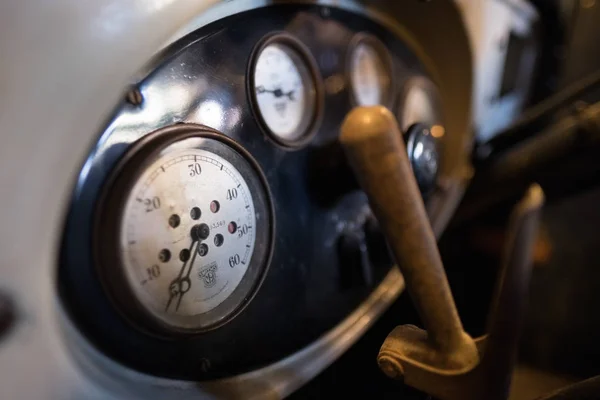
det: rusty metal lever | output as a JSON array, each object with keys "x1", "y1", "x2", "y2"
[{"x1": 340, "y1": 106, "x2": 544, "y2": 400}]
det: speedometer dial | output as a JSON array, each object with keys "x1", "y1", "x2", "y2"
[
  {"x1": 348, "y1": 33, "x2": 394, "y2": 107},
  {"x1": 95, "y1": 125, "x2": 273, "y2": 335},
  {"x1": 250, "y1": 33, "x2": 323, "y2": 148},
  {"x1": 122, "y1": 149, "x2": 254, "y2": 318}
]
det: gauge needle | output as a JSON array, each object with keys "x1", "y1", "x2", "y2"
[
  {"x1": 165, "y1": 239, "x2": 199, "y2": 312},
  {"x1": 256, "y1": 86, "x2": 296, "y2": 101},
  {"x1": 285, "y1": 90, "x2": 296, "y2": 101}
]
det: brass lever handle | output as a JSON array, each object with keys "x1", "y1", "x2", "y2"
[
  {"x1": 340, "y1": 106, "x2": 479, "y2": 370},
  {"x1": 340, "y1": 106, "x2": 544, "y2": 400}
]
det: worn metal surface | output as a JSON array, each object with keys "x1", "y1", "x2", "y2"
[
  {"x1": 382, "y1": 179, "x2": 543, "y2": 400},
  {"x1": 340, "y1": 106, "x2": 544, "y2": 400},
  {"x1": 340, "y1": 106, "x2": 479, "y2": 370},
  {"x1": 397, "y1": 183, "x2": 542, "y2": 400}
]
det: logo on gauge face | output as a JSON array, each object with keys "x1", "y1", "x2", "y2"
[{"x1": 199, "y1": 262, "x2": 218, "y2": 288}]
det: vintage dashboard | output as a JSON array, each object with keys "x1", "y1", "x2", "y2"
[
  {"x1": 60, "y1": 4, "x2": 450, "y2": 380},
  {"x1": 0, "y1": 1, "x2": 473, "y2": 398}
]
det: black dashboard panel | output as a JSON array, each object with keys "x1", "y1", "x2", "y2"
[{"x1": 59, "y1": 4, "x2": 431, "y2": 380}]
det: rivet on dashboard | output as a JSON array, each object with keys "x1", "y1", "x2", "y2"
[{"x1": 126, "y1": 86, "x2": 144, "y2": 106}]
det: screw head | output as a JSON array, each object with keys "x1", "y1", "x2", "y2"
[{"x1": 126, "y1": 87, "x2": 143, "y2": 106}]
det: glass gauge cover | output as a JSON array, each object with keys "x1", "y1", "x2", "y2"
[
  {"x1": 95, "y1": 125, "x2": 273, "y2": 335},
  {"x1": 250, "y1": 33, "x2": 323, "y2": 147},
  {"x1": 348, "y1": 33, "x2": 394, "y2": 107}
]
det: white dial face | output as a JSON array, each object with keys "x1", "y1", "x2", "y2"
[
  {"x1": 120, "y1": 148, "x2": 256, "y2": 326},
  {"x1": 401, "y1": 85, "x2": 436, "y2": 131},
  {"x1": 350, "y1": 42, "x2": 391, "y2": 106},
  {"x1": 253, "y1": 43, "x2": 315, "y2": 141}
]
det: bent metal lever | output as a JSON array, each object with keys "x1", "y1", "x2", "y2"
[{"x1": 340, "y1": 106, "x2": 544, "y2": 400}]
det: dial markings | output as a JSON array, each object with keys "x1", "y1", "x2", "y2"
[
  {"x1": 253, "y1": 41, "x2": 315, "y2": 142},
  {"x1": 120, "y1": 148, "x2": 258, "y2": 323}
]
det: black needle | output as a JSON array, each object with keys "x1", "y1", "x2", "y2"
[
  {"x1": 165, "y1": 239, "x2": 197, "y2": 312},
  {"x1": 283, "y1": 90, "x2": 296, "y2": 101},
  {"x1": 165, "y1": 223, "x2": 210, "y2": 312},
  {"x1": 174, "y1": 240, "x2": 200, "y2": 312},
  {"x1": 256, "y1": 85, "x2": 269, "y2": 95},
  {"x1": 256, "y1": 85, "x2": 296, "y2": 100}
]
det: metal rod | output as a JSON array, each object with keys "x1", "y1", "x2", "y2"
[
  {"x1": 484, "y1": 68, "x2": 600, "y2": 156},
  {"x1": 475, "y1": 184, "x2": 544, "y2": 399},
  {"x1": 456, "y1": 101, "x2": 600, "y2": 225}
]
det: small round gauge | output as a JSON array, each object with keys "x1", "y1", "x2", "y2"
[
  {"x1": 95, "y1": 125, "x2": 273, "y2": 335},
  {"x1": 398, "y1": 76, "x2": 444, "y2": 132},
  {"x1": 348, "y1": 33, "x2": 394, "y2": 107},
  {"x1": 249, "y1": 33, "x2": 323, "y2": 148}
]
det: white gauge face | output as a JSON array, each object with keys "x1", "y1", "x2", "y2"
[
  {"x1": 401, "y1": 85, "x2": 437, "y2": 131},
  {"x1": 350, "y1": 41, "x2": 391, "y2": 106},
  {"x1": 253, "y1": 43, "x2": 316, "y2": 142},
  {"x1": 120, "y1": 148, "x2": 256, "y2": 326}
]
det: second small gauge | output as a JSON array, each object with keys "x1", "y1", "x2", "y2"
[
  {"x1": 348, "y1": 33, "x2": 394, "y2": 108},
  {"x1": 249, "y1": 32, "x2": 323, "y2": 148},
  {"x1": 398, "y1": 76, "x2": 444, "y2": 132}
]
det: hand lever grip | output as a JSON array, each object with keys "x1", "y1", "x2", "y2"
[
  {"x1": 340, "y1": 106, "x2": 544, "y2": 400},
  {"x1": 340, "y1": 106, "x2": 478, "y2": 371}
]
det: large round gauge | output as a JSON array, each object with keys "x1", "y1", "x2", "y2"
[
  {"x1": 249, "y1": 32, "x2": 323, "y2": 148},
  {"x1": 95, "y1": 125, "x2": 273, "y2": 335},
  {"x1": 348, "y1": 33, "x2": 394, "y2": 108}
]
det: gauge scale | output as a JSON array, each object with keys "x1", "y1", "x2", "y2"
[
  {"x1": 249, "y1": 32, "x2": 323, "y2": 148},
  {"x1": 95, "y1": 125, "x2": 273, "y2": 335}
]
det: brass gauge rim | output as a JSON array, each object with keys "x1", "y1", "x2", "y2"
[
  {"x1": 93, "y1": 124, "x2": 275, "y2": 337},
  {"x1": 247, "y1": 31, "x2": 325, "y2": 150}
]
